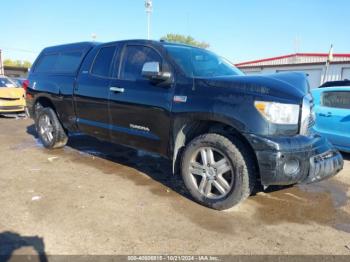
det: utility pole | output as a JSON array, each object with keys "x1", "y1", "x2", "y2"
[
  {"x1": 322, "y1": 44, "x2": 334, "y2": 84},
  {"x1": 0, "y1": 49, "x2": 4, "y2": 75},
  {"x1": 294, "y1": 35, "x2": 301, "y2": 54},
  {"x1": 145, "y1": 0, "x2": 153, "y2": 40}
]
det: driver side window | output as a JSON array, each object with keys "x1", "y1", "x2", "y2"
[{"x1": 120, "y1": 45, "x2": 162, "y2": 81}]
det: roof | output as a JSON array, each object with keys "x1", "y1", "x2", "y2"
[
  {"x1": 236, "y1": 53, "x2": 350, "y2": 68},
  {"x1": 42, "y1": 42, "x2": 99, "y2": 54},
  {"x1": 313, "y1": 86, "x2": 350, "y2": 93},
  {"x1": 102, "y1": 39, "x2": 203, "y2": 49},
  {"x1": 320, "y1": 80, "x2": 350, "y2": 88},
  {"x1": 44, "y1": 39, "x2": 205, "y2": 52}
]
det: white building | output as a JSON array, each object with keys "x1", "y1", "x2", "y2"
[{"x1": 236, "y1": 53, "x2": 350, "y2": 89}]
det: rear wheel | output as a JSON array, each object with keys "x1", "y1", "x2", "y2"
[
  {"x1": 181, "y1": 133, "x2": 256, "y2": 210},
  {"x1": 35, "y1": 107, "x2": 68, "y2": 149}
]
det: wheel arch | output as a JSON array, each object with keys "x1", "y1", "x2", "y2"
[
  {"x1": 33, "y1": 95, "x2": 57, "y2": 117},
  {"x1": 32, "y1": 95, "x2": 71, "y2": 134},
  {"x1": 171, "y1": 116, "x2": 260, "y2": 182}
]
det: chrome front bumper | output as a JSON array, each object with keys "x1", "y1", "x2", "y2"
[{"x1": 304, "y1": 150, "x2": 344, "y2": 184}]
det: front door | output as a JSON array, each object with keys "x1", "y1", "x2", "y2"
[
  {"x1": 108, "y1": 44, "x2": 173, "y2": 155},
  {"x1": 74, "y1": 45, "x2": 118, "y2": 140}
]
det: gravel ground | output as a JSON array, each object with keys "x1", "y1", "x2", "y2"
[{"x1": 0, "y1": 117, "x2": 349, "y2": 257}]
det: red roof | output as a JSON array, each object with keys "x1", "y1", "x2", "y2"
[{"x1": 236, "y1": 53, "x2": 350, "y2": 67}]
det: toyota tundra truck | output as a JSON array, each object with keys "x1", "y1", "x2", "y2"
[{"x1": 25, "y1": 40, "x2": 344, "y2": 210}]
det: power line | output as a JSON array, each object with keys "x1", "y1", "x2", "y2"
[{"x1": 0, "y1": 47, "x2": 39, "y2": 54}]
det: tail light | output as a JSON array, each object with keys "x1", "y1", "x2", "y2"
[{"x1": 22, "y1": 79, "x2": 29, "y2": 91}]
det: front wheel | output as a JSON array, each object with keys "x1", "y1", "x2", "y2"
[
  {"x1": 181, "y1": 133, "x2": 256, "y2": 210},
  {"x1": 35, "y1": 107, "x2": 68, "y2": 149}
]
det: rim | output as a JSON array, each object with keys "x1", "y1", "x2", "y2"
[
  {"x1": 38, "y1": 114, "x2": 54, "y2": 144},
  {"x1": 188, "y1": 147, "x2": 234, "y2": 200}
]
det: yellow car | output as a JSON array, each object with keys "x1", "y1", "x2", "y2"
[{"x1": 0, "y1": 76, "x2": 26, "y2": 114}]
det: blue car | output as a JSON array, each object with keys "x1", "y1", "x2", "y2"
[{"x1": 312, "y1": 85, "x2": 350, "y2": 153}]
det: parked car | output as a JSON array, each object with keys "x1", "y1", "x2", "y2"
[
  {"x1": 319, "y1": 80, "x2": 350, "y2": 88},
  {"x1": 0, "y1": 76, "x2": 26, "y2": 114},
  {"x1": 25, "y1": 40, "x2": 343, "y2": 210},
  {"x1": 10, "y1": 77, "x2": 26, "y2": 88},
  {"x1": 312, "y1": 86, "x2": 350, "y2": 153}
]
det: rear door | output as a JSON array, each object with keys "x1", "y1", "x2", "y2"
[
  {"x1": 74, "y1": 44, "x2": 119, "y2": 140},
  {"x1": 314, "y1": 89, "x2": 350, "y2": 149},
  {"x1": 108, "y1": 44, "x2": 174, "y2": 155}
]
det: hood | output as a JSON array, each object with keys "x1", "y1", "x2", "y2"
[
  {"x1": 199, "y1": 72, "x2": 309, "y2": 102},
  {"x1": 0, "y1": 87, "x2": 25, "y2": 99}
]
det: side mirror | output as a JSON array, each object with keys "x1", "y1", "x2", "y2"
[{"x1": 141, "y1": 62, "x2": 171, "y2": 82}]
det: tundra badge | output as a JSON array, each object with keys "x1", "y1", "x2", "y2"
[
  {"x1": 173, "y1": 96, "x2": 187, "y2": 103},
  {"x1": 130, "y1": 124, "x2": 150, "y2": 132}
]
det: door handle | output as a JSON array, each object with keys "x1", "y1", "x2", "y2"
[
  {"x1": 110, "y1": 87, "x2": 125, "y2": 93},
  {"x1": 319, "y1": 112, "x2": 332, "y2": 117}
]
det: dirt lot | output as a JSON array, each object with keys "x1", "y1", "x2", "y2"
[{"x1": 0, "y1": 117, "x2": 349, "y2": 256}]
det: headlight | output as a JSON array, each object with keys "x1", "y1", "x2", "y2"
[{"x1": 254, "y1": 101, "x2": 300, "y2": 125}]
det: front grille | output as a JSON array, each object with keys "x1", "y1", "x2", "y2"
[
  {"x1": 0, "y1": 97, "x2": 20, "y2": 101},
  {"x1": 300, "y1": 94, "x2": 315, "y2": 135},
  {"x1": 307, "y1": 112, "x2": 316, "y2": 129},
  {"x1": 0, "y1": 106, "x2": 24, "y2": 110}
]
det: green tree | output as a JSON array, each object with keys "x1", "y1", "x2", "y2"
[
  {"x1": 22, "y1": 60, "x2": 32, "y2": 68},
  {"x1": 160, "y1": 34, "x2": 210, "y2": 49},
  {"x1": 4, "y1": 59, "x2": 32, "y2": 68}
]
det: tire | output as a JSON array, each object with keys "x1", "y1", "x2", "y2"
[
  {"x1": 181, "y1": 133, "x2": 256, "y2": 210},
  {"x1": 35, "y1": 107, "x2": 68, "y2": 149}
]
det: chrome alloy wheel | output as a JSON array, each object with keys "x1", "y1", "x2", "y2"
[
  {"x1": 38, "y1": 114, "x2": 54, "y2": 144},
  {"x1": 189, "y1": 147, "x2": 234, "y2": 199}
]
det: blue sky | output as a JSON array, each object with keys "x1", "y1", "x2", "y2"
[{"x1": 1, "y1": 0, "x2": 349, "y2": 63}]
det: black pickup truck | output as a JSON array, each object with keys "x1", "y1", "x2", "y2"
[{"x1": 26, "y1": 40, "x2": 343, "y2": 210}]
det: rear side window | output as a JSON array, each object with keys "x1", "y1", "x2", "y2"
[
  {"x1": 34, "y1": 51, "x2": 83, "y2": 73},
  {"x1": 322, "y1": 91, "x2": 350, "y2": 109},
  {"x1": 120, "y1": 45, "x2": 161, "y2": 81},
  {"x1": 34, "y1": 54, "x2": 59, "y2": 73},
  {"x1": 55, "y1": 52, "x2": 83, "y2": 72},
  {"x1": 91, "y1": 46, "x2": 117, "y2": 77}
]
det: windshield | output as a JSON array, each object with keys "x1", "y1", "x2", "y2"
[
  {"x1": 0, "y1": 77, "x2": 17, "y2": 88},
  {"x1": 164, "y1": 45, "x2": 244, "y2": 78},
  {"x1": 10, "y1": 78, "x2": 22, "y2": 87}
]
